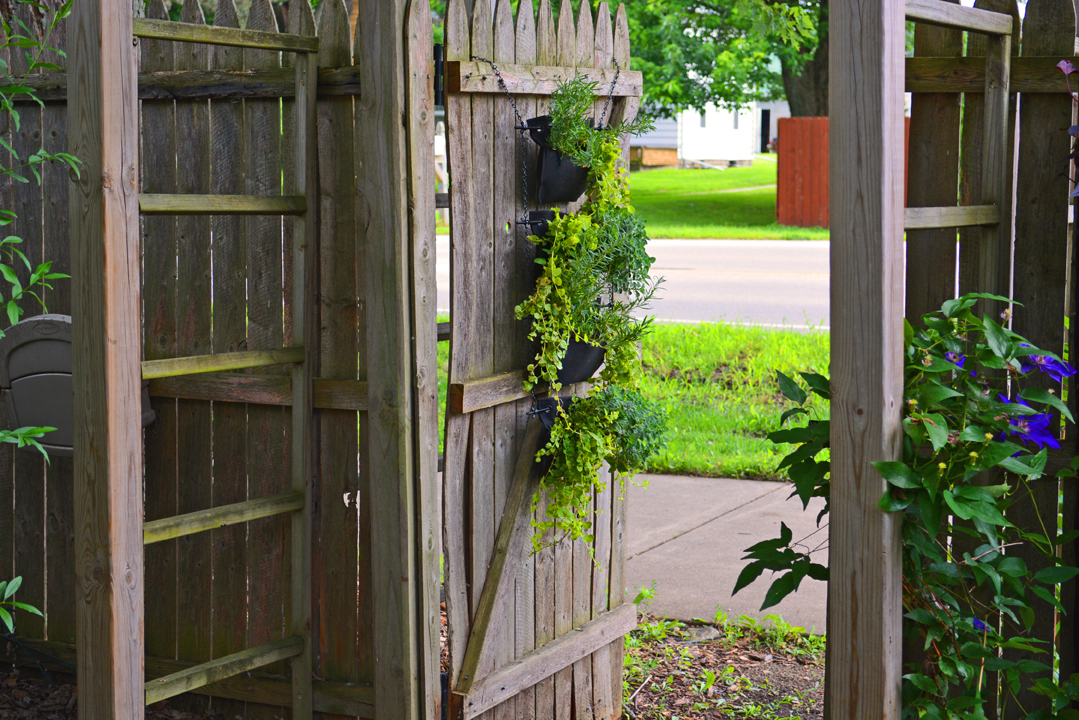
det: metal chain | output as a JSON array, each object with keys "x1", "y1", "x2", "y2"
[
  {"x1": 598, "y1": 58, "x2": 620, "y2": 130},
  {"x1": 471, "y1": 55, "x2": 532, "y2": 221}
]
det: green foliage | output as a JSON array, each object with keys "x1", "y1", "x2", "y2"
[
  {"x1": 0, "y1": 576, "x2": 42, "y2": 633},
  {"x1": 517, "y1": 76, "x2": 666, "y2": 548},
  {"x1": 737, "y1": 293, "x2": 1079, "y2": 718}
]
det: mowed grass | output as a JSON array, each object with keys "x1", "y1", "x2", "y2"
[
  {"x1": 630, "y1": 163, "x2": 830, "y2": 241},
  {"x1": 436, "y1": 318, "x2": 831, "y2": 479}
]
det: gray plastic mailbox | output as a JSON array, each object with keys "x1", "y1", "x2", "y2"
[{"x1": 0, "y1": 315, "x2": 156, "y2": 457}]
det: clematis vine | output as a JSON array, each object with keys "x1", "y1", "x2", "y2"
[
  {"x1": 998, "y1": 395, "x2": 1061, "y2": 450},
  {"x1": 1017, "y1": 343, "x2": 1076, "y2": 383}
]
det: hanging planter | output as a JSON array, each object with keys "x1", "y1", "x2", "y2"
[{"x1": 525, "y1": 115, "x2": 591, "y2": 205}]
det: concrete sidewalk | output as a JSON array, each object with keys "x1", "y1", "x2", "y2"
[{"x1": 624, "y1": 474, "x2": 828, "y2": 634}]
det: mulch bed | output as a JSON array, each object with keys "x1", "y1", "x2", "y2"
[{"x1": 625, "y1": 622, "x2": 824, "y2": 719}]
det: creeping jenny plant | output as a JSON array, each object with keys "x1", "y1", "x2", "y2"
[
  {"x1": 516, "y1": 76, "x2": 665, "y2": 549},
  {"x1": 737, "y1": 294, "x2": 1079, "y2": 718}
]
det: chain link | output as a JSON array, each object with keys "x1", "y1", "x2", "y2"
[{"x1": 598, "y1": 59, "x2": 620, "y2": 130}]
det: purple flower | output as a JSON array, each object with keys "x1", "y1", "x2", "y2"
[
  {"x1": 972, "y1": 618, "x2": 989, "y2": 632},
  {"x1": 1017, "y1": 344, "x2": 1076, "y2": 383},
  {"x1": 945, "y1": 351, "x2": 966, "y2": 369},
  {"x1": 1059, "y1": 60, "x2": 1077, "y2": 75},
  {"x1": 997, "y1": 395, "x2": 1061, "y2": 450}
]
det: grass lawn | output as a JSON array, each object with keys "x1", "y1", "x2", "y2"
[
  {"x1": 437, "y1": 319, "x2": 830, "y2": 479},
  {"x1": 631, "y1": 163, "x2": 829, "y2": 241}
]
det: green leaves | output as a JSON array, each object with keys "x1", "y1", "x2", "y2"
[
  {"x1": 0, "y1": 575, "x2": 41, "y2": 633},
  {"x1": 776, "y1": 370, "x2": 806, "y2": 405}
]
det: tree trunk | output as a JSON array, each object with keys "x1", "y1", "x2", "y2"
[{"x1": 779, "y1": 0, "x2": 829, "y2": 116}]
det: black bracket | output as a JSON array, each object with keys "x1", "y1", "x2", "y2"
[{"x1": 434, "y1": 44, "x2": 445, "y2": 107}]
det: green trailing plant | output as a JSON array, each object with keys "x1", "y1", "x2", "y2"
[
  {"x1": 0, "y1": 576, "x2": 41, "y2": 633},
  {"x1": 735, "y1": 293, "x2": 1079, "y2": 718},
  {"x1": 517, "y1": 75, "x2": 665, "y2": 549}
]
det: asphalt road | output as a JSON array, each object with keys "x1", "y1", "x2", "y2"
[{"x1": 436, "y1": 236, "x2": 830, "y2": 328}]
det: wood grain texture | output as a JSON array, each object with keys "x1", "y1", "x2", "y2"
[
  {"x1": 446, "y1": 61, "x2": 641, "y2": 97},
  {"x1": 904, "y1": 0, "x2": 1013, "y2": 33},
  {"x1": 143, "y1": 491, "x2": 304, "y2": 545},
  {"x1": 491, "y1": 2, "x2": 518, "y2": 718},
  {"x1": 903, "y1": 204, "x2": 998, "y2": 229},
  {"x1": 139, "y1": 193, "x2": 306, "y2": 214},
  {"x1": 826, "y1": 0, "x2": 906, "y2": 718},
  {"x1": 355, "y1": 2, "x2": 421, "y2": 718},
  {"x1": 207, "y1": 5, "x2": 249, "y2": 706},
  {"x1": 1007, "y1": 2, "x2": 1076, "y2": 714},
  {"x1": 149, "y1": 374, "x2": 370, "y2": 410},
  {"x1": 312, "y1": 7, "x2": 359, "y2": 719},
  {"x1": 140, "y1": 0, "x2": 179, "y2": 672},
  {"x1": 406, "y1": 2, "x2": 442, "y2": 718},
  {"x1": 141, "y1": 347, "x2": 304, "y2": 378},
  {"x1": 171, "y1": 3, "x2": 215, "y2": 711},
  {"x1": 70, "y1": 0, "x2": 146, "y2": 715},
  {"x1": 459, "y1": 604, "x2": 636, "y2": 720},
  {"x1": 41, "y1": 15, "x2": 76, "y2": 647},
  {"x1": 242, "y1": 2, "x2": 290, "y2": 705},
  {"x1": 132, "y1": 17, "x2": 319, "y2": 52},
  {"x1": 904, "y1": 4, "x2": 962, "y2": 321},
  {"x1": 444, "y1": 0, "x2": 475, "y2": 686}
]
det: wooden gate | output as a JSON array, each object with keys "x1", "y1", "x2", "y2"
[{"x1": 441, "y1": 1, "x2": 640, "y2": 719}]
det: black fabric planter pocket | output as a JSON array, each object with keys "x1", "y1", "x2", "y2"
[
  {"x1": 526, "y1": 116, "x2": 590, "y2": 205},
  {"x1": 532, "y1": 395, "x2": 575, "y2": 475},
  {"x1": 557, "y1": 338, "x2": 605, "y2": 386}
]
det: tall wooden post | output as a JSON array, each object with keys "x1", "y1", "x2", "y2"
[
  {"x1": 826, "y1": 0, "x2": 905, "y2": 718},
  {"x1": 69, "y1": 1, "x2": 145, "y2": 719}
]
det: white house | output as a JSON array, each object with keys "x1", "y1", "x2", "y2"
[{"x1": 631, "y1": 100, "x2": 790, "y2": 169}]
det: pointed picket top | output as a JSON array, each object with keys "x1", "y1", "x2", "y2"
[
  {"x1": 210, "y1": 0, "x2": 241, "y2": 75},
  {"x1": 557, "y1": 0, "x2": 575, "y2": 67},
  {"x1": 536, "y1": 0, "x2": 555, "y2": 65},
  {"x1": 471, "y1": 0, "x2": 494, "y2": 59},
  {"x1": 494, "y1": 0, "x2": 514, "y2": 64},
  {"x1": 575, "y1": 0, "x2": 594, "y2": 68},
  {"x1": 318, "y1": 0, "x2": 352, "y2": 66},
  {"x1": 516, "y1": 0, "x2": 537, "y2": 65},
  {"x1": 447, "y1": 0, "x2": 471, "y2": 61},
  {"x1": 594, "y1": 3, "x2": 612, "y2": 70},
  {"x1": 178, "y1": 0, "x2": 207, "y2": 70},
  {"x1": 613, "y1": 3, "x2": 630, "y2": 67},
  {"x1": 289, "y1": 0, "x2": 316, "y2": 36},
  {"x1": 245, "y1": 0, "x2": 280, "y2": 71},
  {"x1": 1021, "y1": 0, "x2": 1074, "y2": 55}
]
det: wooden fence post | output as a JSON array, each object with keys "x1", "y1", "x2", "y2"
[
  {"x1": 826, "y1": 0, "x2": 905, "y2": 718},
  {"x1": 69, "y1": 1, "x2": 145, "y2": 718}
]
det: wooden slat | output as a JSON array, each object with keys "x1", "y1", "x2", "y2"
[
  {"x1": 407, "y1": 3, "x2": 442, "y2": 718},
  {"x1": 133, "y1": 18, "x2": 319, "y2": 53},
  {"x1": 906, "y1": 55, "x2": 1072, "y2": 93},
  {"x1": 145, "y1": 636, "x2": 306, "y2": 705},
  {"x1": 313, "y1": 6, "x2": 358, "y2": 720},
  {"x1": 458, "y1": 604, "x2": 637, "y2": 720},
  {"x1": 446, "y1": 61, "x2": 642, "y2": 97},
  {"x1": 8, "y1": 638, "x2": 375, "y2": 718},
  {"x1": 144, "y1": 491, "x2": 305, "y2": 545},
  {"x1": 70, "y1": 0, "x2": 145, "y2": 715},
  {"x1": 357, "y1": 1, "x2": 422, "y2": 718},
  {"x1": 1006, "y1": 2, "x2": 1075, "y2": 715},
  {"x1": 904, "y1": 0, "x2": 1014, "y2": 33},
  {"x1": 208, "y1": 2, "x2": 249, "y2": 699},
  {"x1": 141, "y1": 347, "x2": 304, "y2": 379},
  {"x1": 173, "y1": 2, "x2": 215, "y2": 709},
  {"x1": 139, "y1": 193, "x2": 306, "y2": 215},
  {"x1": 903, "y1": 204, "x2": 998, "y2": 230},
  {"x1": 242, "y1": 2, "x2": 291, "y2": 709},
  {"x1": 827, "y1": 1, "x2": 905, "y2": 719},
  {"x1": 0, "y1": 66, "x2": 364, "y2": 103},
  {"x1": 140, "y1": 0, "x2": 180, "y2": 674},
  {"x1": 443, "y1": 0, "x2": 474, "y2": 686},
  {"x1": 148, "y1": 374, "x2": 370, "y2": 410},
  {"x1": 454, "y1": 420, "x2": 548, "y2": 699}
]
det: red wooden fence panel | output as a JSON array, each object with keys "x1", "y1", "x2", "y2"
[{"x1": 777, "y1": 117, "x2": 909, "y2": 228}]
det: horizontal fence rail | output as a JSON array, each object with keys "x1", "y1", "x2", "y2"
[
  {"x1": 143, "y1": 491, "x2": 305, "y2": 545},
  {"x1": 141, "y1": 347, "x2": 305, "y2": 379},
  {"x1": 133, "y1": 18, "x2": 319, "y2": 53},
  {"x1": 139, "y1": 194, "x2": 307, "y2": 215}
]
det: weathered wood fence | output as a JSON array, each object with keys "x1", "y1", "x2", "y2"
[
  {"x1": 441, "y1": 2, "x2": 639, "y2": 719},
  {"x1": 0, "y1": 0, "x2": 440, "y2": 718}
]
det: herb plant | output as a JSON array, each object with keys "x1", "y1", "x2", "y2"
[
  {"x1": 736, "y1": 293, "x2": 1079, "y2": 718},
  {"x1": 518, "y1": 76, "x2": 665, "y2": 548}
]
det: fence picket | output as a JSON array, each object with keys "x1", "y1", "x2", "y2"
[{"x1": 140, "y1": 0, "x2": 179, "y2": 668}]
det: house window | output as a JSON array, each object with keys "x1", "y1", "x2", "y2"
[
  {"x1": 700, "y1": 112, "x2": 706, "y2": 128},
  {"x1": 733, "y1": 112, "x2": 739, "y2": 130}
]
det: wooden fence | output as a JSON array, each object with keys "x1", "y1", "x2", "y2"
[
  {"x1": 0, "y1": 0, "x2": 439, "y2": 718},
  {"x1": 441, "y1": 1, "x2": 639, "y2": 719}
]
